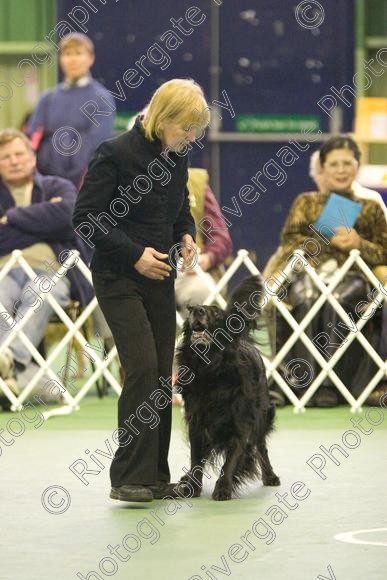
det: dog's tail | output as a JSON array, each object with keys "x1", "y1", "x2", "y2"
[{"x1": 226, "y1": 275, "x2": 268, "y2": 334}]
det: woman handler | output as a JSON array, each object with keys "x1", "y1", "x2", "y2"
[{"x1": 73, "y1": 79, "x2": 210, "y2": 502}]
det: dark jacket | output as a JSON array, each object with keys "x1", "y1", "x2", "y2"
[
  {"x1": 72, "y1": 117, "x2": 196, "y2": 281},
  {"x1": 0, "y1": 172, "x2": 94, "y2": 306}
]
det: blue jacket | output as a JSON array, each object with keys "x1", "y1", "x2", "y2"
[
  {"x1": 27, "y1": 78, "x2": 115, "y2": 187},
  {"x1": 0, "y1": 172, "x2": 94, "y2": 306}
]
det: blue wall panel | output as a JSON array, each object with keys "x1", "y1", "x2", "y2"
[
  {"x1": 216, "y1": 1, "x2": 354, "y2": 267},
  {"x1": 219, "y1": 142, "x2": 315, "y2": 270},
  {"x1": 57, "y1": 0, "x2": 355, "y2": 268},
  {"x1": 57, "y1": 0, "x2": 211, "y2": 113},
  {"x1": 219, "y1": 1, "x2": 355, "y2": 131}
]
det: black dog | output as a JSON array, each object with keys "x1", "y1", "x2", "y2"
[{"x1": 175, "y1": 276, "x2": 280, "y2": 501}]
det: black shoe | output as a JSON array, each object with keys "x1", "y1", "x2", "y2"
[
  {"x1": 365, "y1": 384, "x2": 387, "y2": 406},
  {"x1": 0, "y1": 395, "x2": 11, "y2": 412},
  {"x1": 110, "y1": 485, "x2": 153, "y2": 502},
  {"x1": 147, "y1": 482, "x2": 180, "y2": 499},
  {"x1": 314, "y1": 387, "x2": 338, "y2": 408}
]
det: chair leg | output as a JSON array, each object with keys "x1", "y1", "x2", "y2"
[
  {"x1": 63, "y1": 334, "x2": 75, "y2": 391},
  {"x1": 62, "y1": 305, "x2": 80, "y2": 394},
  {"x1": 98, "y1": 339, "x2": 112, "y2": 398},
  {"x1": 81, "y1": 318, "x2": 106, "y2": 398}
]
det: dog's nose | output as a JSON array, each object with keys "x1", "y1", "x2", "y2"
[{"x1": 192, "y1": 322, "x2": 206, "y2": 332}]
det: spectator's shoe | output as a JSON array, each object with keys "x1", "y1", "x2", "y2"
[
  {"x1": 314, "y1": 386, "x2": 338, "y2": 408},
  {"x1": 147, "y1": 482, "x2": 180, "y2": 499},
  {"x1": 365, "y1": 383, "x2": 387, "y2": 406},
  {"x1": 110, "y1": 485, "x2": 153, "y2": 502},
  {"x1": 0, "y1": 348, "x2": 15, "y2": 379},
  {"x1": 0, "y1": 377, "x2": 20, "y2": 411}
]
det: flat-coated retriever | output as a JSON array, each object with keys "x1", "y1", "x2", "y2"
[{"x1": 175, "y1": 276, "x2": 280, "y2": 501}]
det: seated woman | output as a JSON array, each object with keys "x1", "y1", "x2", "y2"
[
  {"x1": 309, "y1": 149, "x2": 387, "y2": 219},
  {"x1": 310, "y1": 148, "x2": 387, "y2": 401},
  {"x1": 265, "y1": 135, "x2": 387, "y2": 407}
]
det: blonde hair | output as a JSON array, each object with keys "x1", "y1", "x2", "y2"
[
  {"x1": 142, "y1": 79, "x2": 210, "y2": 141},
  {"x1": 59, "y1": 33, "x2": 95, "y2": 55},
  {"x1": 0, "y1": 129, "x2": 33, "y2": 154}
]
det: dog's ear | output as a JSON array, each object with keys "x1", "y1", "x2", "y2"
[{"x1": 186, "y1": 304, "x2": 193, "y2": 313}]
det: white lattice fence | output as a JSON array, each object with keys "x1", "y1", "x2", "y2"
[
  {"x1": 177, "y1": 248, "x2": 387, "y2": 412},
  {"x1": 0, "y1": 250, "x2": 121, "y2": 419},
  {"x1": 1, "y1": 248, "x2": 386, "y2": 418}
]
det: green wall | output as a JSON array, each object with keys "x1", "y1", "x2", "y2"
[
  {"x1": 0, "y1": 0, "x2": 56, "y2": 41},
  {"x1": 0, "y1": 0, "x2": 57, "y2": 129},
  {"x1": 365, "y1": 0, "x2": 387, "y2": 37},
  {"x1": 356, "y1": 0, "x2": 387, "y2": 163}
]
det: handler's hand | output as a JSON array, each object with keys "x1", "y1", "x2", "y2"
[
  {"x1": 331, "y1": 227, "x2": 361, "y2": 251},
  {"x1": 134, "y1": 247, "x2": 172, "y2": 280},
  {"x1": 185, "y1": 252, "x2": 212, "y2": 275},
  {"x1": 180, "y1": 234, "x2": 198, "y2": 272}
]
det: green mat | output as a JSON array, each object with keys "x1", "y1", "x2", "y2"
[{"x1": 2, "y1": 393, "x2": 385, "y2": 431}]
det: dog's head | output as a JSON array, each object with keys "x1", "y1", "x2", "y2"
[{"x1": 184, "y1": 304, "x2": 225, "y2": 345}]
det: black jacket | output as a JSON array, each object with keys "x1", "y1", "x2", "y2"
[{"x1": 72, "y1": 117, "x2": 196, "y2": 280}]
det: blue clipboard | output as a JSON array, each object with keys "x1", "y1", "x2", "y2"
[{"x1": 314, "y1": 193, "x2": 363, "y2": 236}]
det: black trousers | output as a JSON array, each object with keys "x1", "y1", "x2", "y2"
[{"x1": 92, "y1": 271, "x2": 176, "y2": 487}]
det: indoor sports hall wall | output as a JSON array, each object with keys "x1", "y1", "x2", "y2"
[{"x1": 57, "y1": 0, "x2": 355, "y2": 268}]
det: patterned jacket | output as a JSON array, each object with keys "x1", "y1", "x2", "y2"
[{"x1": 264, "y1": 189, "x2": 387, "y2": 278}]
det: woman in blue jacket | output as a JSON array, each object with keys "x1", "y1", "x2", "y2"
[{"x1": 73, "y1": 78, "x2": 210, "y2": 503}]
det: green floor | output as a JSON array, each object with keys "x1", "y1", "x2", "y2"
[{"x1": 0, "y1": 397, "x2": 386, "y2": 580}]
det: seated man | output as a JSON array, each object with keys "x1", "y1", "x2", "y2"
[
  {"x1": 175, "y1": 168, "x2": 233, "y2": 309},
  {"x1": 27, "y1": 33, "x2": 115, "y2": 188},
  {"x1": 265, "y1": 135, "x2": 387, "y2": 407},
  {"x1": 0, "y1": 129, "x2": 93, "y2": 409}
]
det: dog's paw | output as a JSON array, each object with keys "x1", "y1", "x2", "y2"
[
  {"x1": 262, "y1": 474, "x2": 281, "y2": 486},
  {"x1": 212, "y1": 487, "x2": 232, "y2": 501},
  {"x1": 176, "y1": 479, "x2": 202, "y2": 498}
]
